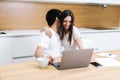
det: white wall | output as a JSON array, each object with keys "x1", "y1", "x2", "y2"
[{"x1": 5, "y1": 0, "x2": 120, "y2": 5}]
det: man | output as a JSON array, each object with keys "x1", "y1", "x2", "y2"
[{"x1": 35, "y1": 9, "x2": 62, "y2": 64}]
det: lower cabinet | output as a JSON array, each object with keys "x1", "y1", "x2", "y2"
[
  {"x1": 81, "y1": 32, "x2": 99, "y2": 52},
  {"x1": 0, "y1": 35, "x2": 40, "y2": 65},
  {"x1": 0, "y1": 37, "x2": 13, "y2": 65},
  {"x1": 12, "y1": 35, "x2": 40, "y2": 63},
  {"x1": 81, "y1": 31, "x2": 120, "y2": 52},
  {"x1": 1, "y1": 30, "x2": 120, "y2": 65},
  {"x1": 13, "y1": 56, "x2": 35, "y2": 63},
  {"x1": 97, "y1": 32, "x2": 120, "y2": 51}
]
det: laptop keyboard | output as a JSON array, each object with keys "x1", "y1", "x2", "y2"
[
  {"x1": 57, "y1": 64, "x2": 60, "y2": 67},
  {"x1": 53, "y1": 62, "x2": 61, "y2": 67}
]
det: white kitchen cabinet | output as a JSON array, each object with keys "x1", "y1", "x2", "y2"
[
  {"x1": 13, "y1": 56, "x2": 34, "y2": 63},
  {"x1": 97, "y1": 32, "x2": 120, "y2": 51},
  {"x1": 0, "y1": 37, "x2": 13, "y2": 65},
  {"x1": 81, "y1": 32, "x2": 99, "y2": 52},
  {"x1": 1, "y1": 29, "x2": 120, "y2": 65},
  {"x1": 13, "y1": 35, "x2": 40, "y2": 63},
  {"x1": 81, "y1": 31, "x2": 120, "y2": 52}
]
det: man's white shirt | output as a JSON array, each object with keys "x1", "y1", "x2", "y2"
[{"x1": 38, "y1": 28, "x2": 62, "y2": 57}]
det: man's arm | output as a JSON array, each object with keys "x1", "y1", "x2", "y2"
[
  {"x1": 35, "y1": 46, "x2": 45, "y2": 58},
  {"x1": 34, "y1": 46, "x2": 54, "y2": 64}
]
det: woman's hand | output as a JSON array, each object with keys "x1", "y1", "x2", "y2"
[
  {"x1": 40, "y1": 27, "x2": 52, "y2": 38},
  {"x1": 45, "y1": 28, "x2": 52, "y2": 38}
]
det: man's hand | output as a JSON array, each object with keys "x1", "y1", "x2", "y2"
[{"x1": 48, "y1": 56, "x2": 55, "y2": 64}]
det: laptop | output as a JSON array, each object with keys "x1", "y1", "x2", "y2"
[{"x1": 52, "y1": 48, "x2": 93, "y2": 70}]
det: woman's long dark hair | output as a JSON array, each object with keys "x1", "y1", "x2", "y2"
[{"x1": 58, "y1": 10, "x2": 74, "y2": 45}]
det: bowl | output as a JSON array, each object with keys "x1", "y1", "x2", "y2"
[{"x1": 37, "y1": 57, "x2": 49, "y2": 68}]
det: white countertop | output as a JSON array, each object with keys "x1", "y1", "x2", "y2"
[
  {"x1": 0, "y1": 28, "x2": 120, "y2": 37},
  {"x1": 79, "y1": 28, "x2": 120, "y2": 33},
  {"x1": 0, "y1": 30, "x2": 41, "y2": 37}
]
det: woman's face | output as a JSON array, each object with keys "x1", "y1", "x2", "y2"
[{"x1": 63, "y1": 16, "x2": 72, "y2": 31}]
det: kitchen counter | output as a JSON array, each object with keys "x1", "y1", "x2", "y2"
[
  {"x1": 0, "y1": 28, "x2": 120, "y2": 37},
  {"x1": 0, "y1": 30, "x2": 41, "y2": 65},
  {"x1": 79, "y1": 27, "x2": 120, "y2": 52},
  {"x1": 0, "y1": 30, "x2": 41, "y2": 37},
  {"x1": 79, "y1": 28, "x2": 120, "y2": 33},
  {"x1": 0, "y1": 28, "x2": 120, "y2": 65}
]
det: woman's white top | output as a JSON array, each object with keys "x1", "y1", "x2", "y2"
[
  {"x1": 61, "y1": 26, "x2": 81, "y2": 50},
  {"x1": 38, "y1": 28, "x2": 62, "y2": 57}
]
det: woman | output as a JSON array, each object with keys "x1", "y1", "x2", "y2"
[
  {"x1": 58, "y1": 9, "x2": 84, "y2": 50},
  {"x1": 45, "y1": 9, "x2": 84, "y2": 50}
]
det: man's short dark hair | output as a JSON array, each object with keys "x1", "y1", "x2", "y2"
[{"x1": 46, "y1": 9, "x2": 61, "y2": 27}]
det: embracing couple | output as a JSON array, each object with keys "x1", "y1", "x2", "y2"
[{"x1": 35, "y1": 9, "x2": 84, "y2": 64}]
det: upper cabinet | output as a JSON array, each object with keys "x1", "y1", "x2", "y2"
[{"x1": 7, "y1": 0, "x2": 120, "y2": 5}]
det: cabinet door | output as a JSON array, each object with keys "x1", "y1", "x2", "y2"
[
  {"x1": 98, "y1": 32, "x2": 120, "y2": 51},
  {"x1": 13, "y1": 35, "x2": 40, "y2": 58},
  {"x1": 13, "y1": 56, "x2": 34, "y2": 63},
  {"x1": 81, "y1": 33, "x2": 99, "y2": 52},
  {"x1": 0, "y1": 37, "x2": 13, "y2": 65}
]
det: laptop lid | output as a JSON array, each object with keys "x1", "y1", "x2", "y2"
[{"x1": 53, "y1": 48, "x2": 93, "y2": 70}]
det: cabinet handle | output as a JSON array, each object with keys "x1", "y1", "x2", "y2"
[{"x1": 95, "y1": 48, "x2": 99, "y2": 50}]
